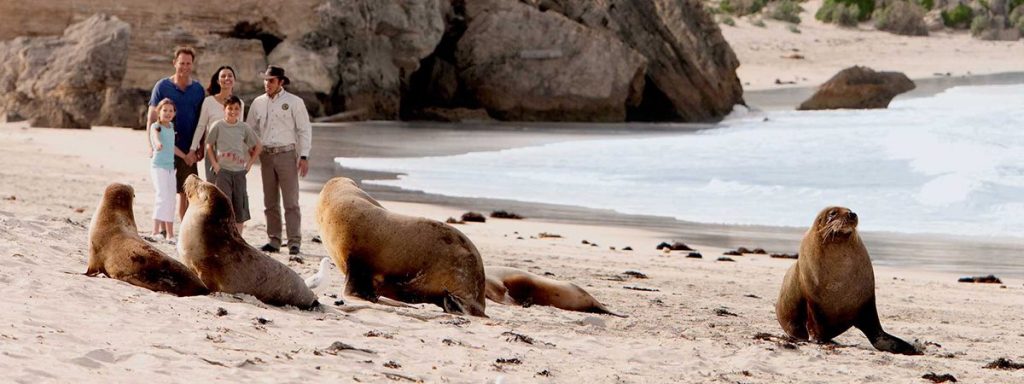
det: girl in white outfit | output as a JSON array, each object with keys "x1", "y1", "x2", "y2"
[{"x1": 150, "y1": 98, "x2": 181, "y2": 241}]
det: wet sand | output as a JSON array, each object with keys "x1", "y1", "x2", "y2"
[{"x1": 308, "y1": 121, "x2": 1024, "y2": 278}]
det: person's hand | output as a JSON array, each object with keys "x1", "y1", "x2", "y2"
[
  {"x1": 186, "y1": 151, "x2": 197, "y2": 166},
  {"x1": 245, "y1": 163, "x2": 253, "y2": 173},
  {"x1": 195, "y1": 149, "x2": 205, "y2": 162},
  {"x1": 155, "y1": 143, "x2": 163, "y2": 151},
  {"x1": 212, "y1": 163, "x2": 221, "y2": 174},
  {"x1": 148, "y1": 148, "x2": 154, "y2": 158},
  {"x1": 297, "y1": 158, "x2": 309, "y2": 178}
]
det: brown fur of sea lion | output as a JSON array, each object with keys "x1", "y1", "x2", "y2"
[
  {"x1": 776, "y1": 206, "x2": 920, "y2": 355},
  {"x1": 485, "y1": 266, "x2": 625, "y2": 317},
  {"x1": 86, "y1": 183, "x2": 208, "y2": 296},
  {"x1": 179, "y1": 175, "x2": 318, "y2": 309},
  {"x1": 316, "y1": 177, "x2": 486, "y2": 316}
]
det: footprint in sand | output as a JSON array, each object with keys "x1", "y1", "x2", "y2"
[{"x1": 69, "y1": 349, "x2": 118, "y2": 369}]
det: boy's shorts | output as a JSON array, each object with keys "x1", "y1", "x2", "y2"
[
  {"x1": 174, "y1": 156, "x2": 199, "y2": 193},
  {"x1": 214, "y1": 169, "x2": 250, "y2": 223}
]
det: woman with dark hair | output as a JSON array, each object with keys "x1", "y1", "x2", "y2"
[{"x1": 190, "y1": 65, "x2": 245, "y2": 183}]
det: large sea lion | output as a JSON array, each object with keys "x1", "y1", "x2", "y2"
[
  {"x1": 485, "y1": 266, "x2": 625, "y2": 317},
  {"x1": 316, "y1": 177, "x2": 486, "y2": 316},
  {"x1": 776, "y1": 206, "x2": 920, "y2": 355},
  {"x1": 179, "y1": 175, "x2": 319, "y2": 309},
  {"x1": 86, "y1": 183, "x2": 208, "y2": 296}
]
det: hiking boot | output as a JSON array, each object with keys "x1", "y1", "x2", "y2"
[
  {"x1": 261, "y1": 243, "x2": 280, "y2": 253},
  {"x1": 289, "y1": 245, "x2": 300, "y2": 255}
]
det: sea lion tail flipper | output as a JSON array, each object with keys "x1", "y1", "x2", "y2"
[
  {"x1": 84, "y1": 263, "x2": 104, "y2": 277},
  {"x1": 375, "y1": 296, "x2": 415, "y2": 308},
  {"x1": 442, "y1": 292, "x2": 488, "y2": 318},
  {"x1": 854, "y1": 299, "x2": 922, "y2": 355},
  {"x1": 592, "y1": 304, "x2": 628, "y2": 318},
  {"x1": 870, "y1": 332, "x2": 922, "y2": 355}
]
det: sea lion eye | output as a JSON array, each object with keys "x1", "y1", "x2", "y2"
[{"x1": 827, "y1": 210, "x2": 837, "y2": 220}]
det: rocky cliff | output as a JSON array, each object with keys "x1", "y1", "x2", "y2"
[{"x1": 0, "y1": 0, "x2": 744, "y2": 127}]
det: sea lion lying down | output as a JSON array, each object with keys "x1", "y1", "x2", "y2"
[
  {"x1": 316, "y1": 177, "x2": 487, "y2": 316},
  {"x1": 179, "y1": 175, "x2": 319, "y2": 309},
  {"x1": 776, "y1": 206, "x2": 920, "y2": 355},
  {"x1": 485, "y1": 266, "x2": 625, "y2": 317},
  {"x1": 86, "y1": 183, "x2": 208, "y2": 297}
]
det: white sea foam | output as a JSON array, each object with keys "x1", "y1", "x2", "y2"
[{"x1": 336, "y1": 84, "x2": 1024, "y2": 238}]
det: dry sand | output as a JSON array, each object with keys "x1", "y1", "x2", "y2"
[
  {"x1": 721, "y1": 0, "x2": 1024, "y2": 92},
  {"x1": 1, "y1": 123, "x2": 1022, "y2": 383}
]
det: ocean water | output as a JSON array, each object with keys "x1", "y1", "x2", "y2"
[{"x1": 336, "y1": 84, "x2": 1024, "y2": 239}]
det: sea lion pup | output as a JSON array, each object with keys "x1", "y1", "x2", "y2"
[
  {"x1": 316, "y1": 177, "x2": 487, "y2": 316},
  {"x1": 179, "y1": 175, "x2": 319, "y2": 309},
  {"x1": 86, "y1": 183, "x2": 208, "y2": 297},
  {"x1": 484, "y1": 266, "x2": 626, "y2": 317},
  {"x1": 776, "y1": 206, "x2": 921, "y2": 355}
]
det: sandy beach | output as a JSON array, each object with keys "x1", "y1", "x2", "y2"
[
  {"x1": 721, "y1": 0, "x2": 1024, "y2": 93},
  {"x1": 3, "y1": 3, "x2": 1024, "y2": 380},
  {"x1": 2, "y1": 122, "x2": 1022, "y2": 383}
]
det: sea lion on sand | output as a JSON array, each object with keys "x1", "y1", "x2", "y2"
[
  {"x1": 485, "y1": 266, "x2": 625, "y2": 317},
  {"x1": 316, "y1": 177, "x2": 486, "y2": 316},
  {"x1": 179, "y1": 175, "x2": 318, "y2": 309},
  {"x1": 776, "y1": 206, "x2": 920, "y2": 355},
  {"x1": 86, "y1": 183, "x2": 208, "y2": 296}
]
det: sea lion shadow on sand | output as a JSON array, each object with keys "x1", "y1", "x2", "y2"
[
  {"x1": 484, "y1": 266, "x2": 627, "y2": 317},
  {"x1": 179, "y1": 175, "x2": 322, "y2": 310},
  {"x1": 85, "y1": 183, "x2": 208, "y2": 297},
  {"x1": 316, "y1": 177, "x2": 487, "y2": 317},
  {"x1": 776, "y1": 206, "x2": 921, "y2": 355}
]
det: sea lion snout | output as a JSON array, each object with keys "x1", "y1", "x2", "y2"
[{"x1": 183, "y1": 174, "x2": 201, "y2": 199}]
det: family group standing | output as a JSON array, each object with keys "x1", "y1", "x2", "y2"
[{"x1": 145, "y1": 46, "x2": 313, "y2": 255}]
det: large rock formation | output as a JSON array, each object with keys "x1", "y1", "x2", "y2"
[
  {"x1": 0, "y1": 14, "x2": 130, "y2": 128},
  {"x1": 528, "y1": 0, "x2": 745, "y2": 121},
  {"x1": 300, "y1": 0, "x2": 448, "y2": 118},
  {"x1": 455, "y1": 0, "x2": 646, "y2": 121},
  {"x1": 0, "y1": 1, "x2": 320, "y2": 94},
  {"x1": 0, "y1": 0, "x2": 745, "y2": 124},
  {"x1": 798, "y1": 66, "x2": 915, "y2": 110}
]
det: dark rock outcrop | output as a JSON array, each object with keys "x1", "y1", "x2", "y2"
[
  {"x1": 798, "y1": 66, "x2": 915, "y2": 110},
  {"x1": 0, "y1": 14, "x2": 130, "y2": 128},
  {"x1": 96, "y1": 87, "x2": 150, "y2": 129},
  {"x1": 302, "y1": 0, "x2": 448, "y2": 119},
  {"x1": 456, "y1": 0, "x2": 647, "y2": 121},
  {"x1": 532, "y1": 0, "x2": 745, "y2": 121}
]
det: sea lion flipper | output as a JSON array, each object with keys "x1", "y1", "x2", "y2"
[
  {"x1": 375, "y1": 296, "x2": 415, "y2": 308},
  {"x1": 776, "y1": 267, "x2": 809, "y2": 340},
  {"x1": 854, "y1": 299, "x2": 921, "y2": 355},
  {"x1": 84, "y1": 265, "x2": 101, "y2": 277},
  {"x1": 441, "y1": 293, "x2": 467, "y2": 314},
  {"x1": 591, "y1": 304, "x2": 628, "y2": 318}
]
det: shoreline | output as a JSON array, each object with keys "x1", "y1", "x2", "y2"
[
  {"x1": 307, "y1": 116, "x2": 1024, "y2": 279},
  {"x1": 744, "y1": 71, "x2": 1024, "y2": 111}
]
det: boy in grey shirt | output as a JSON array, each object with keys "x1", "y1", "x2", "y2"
[{"x1": 207, "y1": 95, "x2": 262, "y2": 233}]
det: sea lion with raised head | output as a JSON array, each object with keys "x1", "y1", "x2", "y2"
[
  {"x1": 485, "y1": 266, "x2": 625, "y2": 317},
  {"x1": 179, "y1": 175, "x2": 319, "y2": 309},
  {"x1": 316, "y1": 177, "x2": 486, "y2": 316},
  {"x1": 86, "y1": 183, "x2": 208, "y2": 296},
  {"x1": 776, "y1": 206, "x2": 920, "y2": 355}
]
